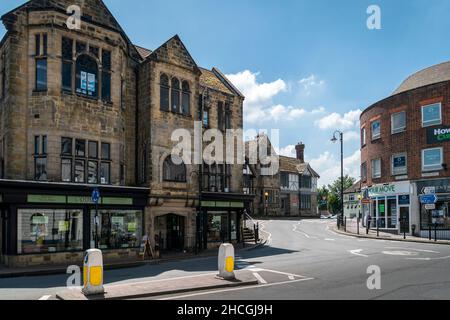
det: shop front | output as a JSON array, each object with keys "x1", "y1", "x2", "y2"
[
  {"x1": 417, "y1": 179, "x2": 450, "y2": 239},
  {"x1": 362, "y1": 181, "x2": 413, "y2": 234},
  {"x1": 198, "y1": 192, "x2": 254, "y2": 250},
  {"x1": 0, "y1": 180, "x2": 148, "y2": 267}
]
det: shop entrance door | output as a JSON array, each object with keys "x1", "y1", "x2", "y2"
[
  {"x1": 400, "y1": 207, "x2": 410, "y2": 234},
  {"x1": 166, "y1": 215, "x2": 185, "y2": 251}
]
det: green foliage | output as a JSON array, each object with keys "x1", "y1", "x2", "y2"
[{"x1": 318, "y1": 175, "x2": 356, "y2": 213}]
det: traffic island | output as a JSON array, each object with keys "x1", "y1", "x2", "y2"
[{"x1": 56, "y1": 271, "x2": 259, "y2": 300}]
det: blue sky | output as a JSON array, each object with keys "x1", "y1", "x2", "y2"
[{"x1": 2, "y1": 0, "x2": 450, "y2": 186}]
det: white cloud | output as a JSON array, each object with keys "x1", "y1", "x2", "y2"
[
  {"x1": 275, "y1": 145, "x2": 297, "y2": 158},
  {"x1": 343, "y1": 131, "x2": 360, "y2": 142},
  {"x1": 226, "y1": 70, "x2": 325, "y2": 124},
  {"x1": 226, "y1": 70, "x2": 287, "y2": 106},
  {"x1": 315, "y1": 109, "x2": 362, "y2": 130},
  {"x1": 309, "y1": 149, "x2": 361, "y2": 187},
  {"x1": 299, "y1": 74, "x2": 325, "y2": 95}
]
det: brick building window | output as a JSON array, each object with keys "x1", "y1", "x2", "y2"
[
  {"x1": 62, "y1": 37, "x2": 73, "y2": 92},
  {"x1": 163, "y1": 156, "x2": 186, "y2": 183},
  {"x1": 391, "y1": 111, "x2": 406, "y2": 134},
  {"x1": 422, "y1": 147, "x2": 443, "y2": 172},
  {"x1": 160, "y1": 74, "x2": 170, "y2": 111},
  {"x1": 181, "y1": 81, "x2": 190, "y2": 115},
  {"x1": 76, "y1": 54, "x2": 98, "y2": 98},
  {"x1": 34, "y1": 135, "x2": 47, "y2": 181},
  {"x1": 361, "y1": 127, "x2": 366, "y2": 146},
  {"x1": 371, "y1": 158, "x2": 381, "y2": 179},
  {"x1": 101, "y1": 49, "x2": 112, "y2": 102},
  {"x1": 361, "y1": 162, "x2": 367, "y2": 182},
  {"x1": 392, "y1": 153, "x2": 407, "y2": 176},
  {"x1": 422, "y1": 103, "x2": 442, "y2": 127},
  {"x1": 35, "y1": 33, "x2": 48, "y2": 92},
  {"x1": 371, "y1": 120, "x2": 381, "y2": 140},
  {"x1": 171, "y1": 78, "x2": 180, "y2": 113}
]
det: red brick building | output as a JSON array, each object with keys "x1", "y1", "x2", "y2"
[{"x1": 360, "y1": 61, "x2": 450, "y2": 238}]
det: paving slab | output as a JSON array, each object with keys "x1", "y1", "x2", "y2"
[{"x1": 56, "y1": 271, "x2": 258, "y2": 300}]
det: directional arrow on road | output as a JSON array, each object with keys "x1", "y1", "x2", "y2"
[{"x1": 349, "y1": 249, "x2": 369, "y2": 258}]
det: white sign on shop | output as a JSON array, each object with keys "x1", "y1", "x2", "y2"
[{"x1": 367, "y1": 181, "x2": 411, "y2": 198}]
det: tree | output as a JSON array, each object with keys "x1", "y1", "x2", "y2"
[
  {"x1": 317, "y1": 186, "x2": 329, "y2": 211},
  {"x1": 327, "y1": 175, "x2": 356, "y2": 214}
]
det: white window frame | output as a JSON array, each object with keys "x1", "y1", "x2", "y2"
[
  {"x1": 391, "y1": 111, "x2": 406, "y2": 134},
  {"x1": 371, "y1": 120, "x2": 381, "y2": 141},
  {"x1": 422, "y1": 147, "x2": 443, "y2": 172},
  {"x1": 361, "y1": 127, "x2": 366, "y2": 146},
  {"x1": 422, "y1": 103, "x2": 442, "y2": 128},
  {"x1": 372, "y1": 158, "x2": 381, "y2": 179},
  {"x1": 391, "y1": 152, "x2": 407, "y2": 176}
]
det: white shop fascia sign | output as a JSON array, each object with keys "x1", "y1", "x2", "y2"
[{"x1": 367, "y1": 181, "x2": 411, "y2": 198}]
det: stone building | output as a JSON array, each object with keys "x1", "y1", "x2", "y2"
[
  {"x1": 343, "y1": 181, "x2": 361, "y2": 219},
  {"x1": 0, "y1": 0, "x2": 250, "y2": 267}
]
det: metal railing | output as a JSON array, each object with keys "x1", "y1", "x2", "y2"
[{"x1": 243, "y1": 211, "x2": 260, "y2": 245}]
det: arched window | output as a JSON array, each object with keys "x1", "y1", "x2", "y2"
[
  {"x1": 160, "y1": 74, "x2": 170, "y2": 111},
  {"x1": 181, "y1": 81, "x2": 190, "y2": 115},
  {"x1": 171, "y1": 78, "x2": 180, "y2": 113},
  {"x1": 163, "y1": 156, "x2": 186, "y2": 182},
  {"x1": 75, "y1": 54, "x2": 98, "y2": 98}
]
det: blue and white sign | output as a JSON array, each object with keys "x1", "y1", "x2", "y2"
[
  {"x1": 420, "y1": 194, "x2": 438, "y2": 205},
  {"x1": 91, "y1": 188, "x2": 100, "y2": 204}
]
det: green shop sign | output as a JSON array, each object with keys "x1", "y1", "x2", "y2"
[
  {"x1": 201, "y1": 201, "x2": 245, "y2": 208},
  {"x1": 427, "y1": 126, "x2": 450, "y2": 144},
  {"x1": 368, "y1": 185, "x2": 396, "y2": 195},
  {"x1": 28, "y1": 194, "x2": 133, "y2": 206},
  {"x1": 27, "y1": 195, "x2": 66, "y2": 204}
]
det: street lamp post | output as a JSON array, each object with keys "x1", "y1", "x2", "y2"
[{"x1": 331, "y1": 131, "x2": 344, "y2": 228}]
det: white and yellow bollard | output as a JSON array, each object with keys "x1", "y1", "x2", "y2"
[
  {"x1": 82, "y1": 249, "x2": 105, "y2": 296},
  {"x1": 218, "y1": 243, "x2": 235, "y2": 280}
]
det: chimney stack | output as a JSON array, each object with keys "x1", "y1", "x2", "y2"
[{"x1": 296, "y1": 142, "x2": 305, "y2": 163}]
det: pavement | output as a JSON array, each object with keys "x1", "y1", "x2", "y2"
[
  {"x1": 1, "y1": 218, "x2": 450, "y2": 300},
  {"x1": 56, "y1": 271, "x2": 259, "y2": 300},
  {"x1": 336, "y1": 218, "x2": 450, "y2": 245},
  {"x1": 0, "y1": 238, "x2": 265, "y2": 279}
]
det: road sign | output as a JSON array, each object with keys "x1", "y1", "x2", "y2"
[
  {"x1": 362, "y1": 199, "x2": 371, "y2": 204},
  {"x1": 422, "y1": 186, "x2": 436, "y2": 195},
  {"x1": 419, "y1": 194, "x2": 438, "y2": 205},
  {"x1": 425, "y1": 204, "x2": 436, "y2": 210},
  {"x1": 91, "y1": 188, "x2": 100, "y2": 204}
]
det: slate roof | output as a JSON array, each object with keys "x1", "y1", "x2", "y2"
[
  {"x1": 134, "y1": 45, "x2": 152, "y2": 60},
  {"x1": 344, "y1": 181, "x2": 361, "y2": 194},
  {"x1": 393, "y1": 61, "x2": 450, "y2": 96},
  {"x1": 199, "y1": 67, "x2": 234, "y2": 95},
  {"x1": 279, "y1": 156, "x2": 320, "y2": 178}
]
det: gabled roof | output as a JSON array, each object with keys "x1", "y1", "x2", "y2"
[
  {"x1": 211, "y1": 67, "x2": 244, "y2": 98},
  {"x1": 2, "y1": 0, "x2": 141, "y2": 61},
  {"x1": 134, "y1": 45, "x2": 152, "y2": 60},
  {"x1": 344, "y1": 181, "x2": 361, "y2": 194},
  {"x1": 148, "y1": 34, "x2": 200, "y2": 73},
  {"x1": 200, "y1": 67, "x2": 234, "y2": 95},
  {"x1": 279, "y1": 156, "x2": 320, "y2": 178}
]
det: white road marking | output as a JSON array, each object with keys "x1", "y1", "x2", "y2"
[
  {"x1": 108, "y1": 272, "x2": 219, "y2": 288},
  {"x1": 292, "y1": 222, "x2": 318, "y2": 239},
  {"x1": 158, "y1": 277, "x2": 315, "y2": 300},
  {"x1": 386, "y1": 247, "x2": 440, "y2": 254},
  {"x1": 288, "y1": 275, "x2": 295, "y2": 280},
  {"x1": 252, "y1": 272, "x2": 268, "y2": 284},
  {"x1": 382, "y1": 251, "x2": 419, "y2": 257},
  {"x1": 38, "y1": 295, "x2": 52, "y2": 301},
  {"x1": 349, "y1": 249, "x2": 369, "y2": 258},
  {"x1": 406, "y1": 256, "x2": 450, "y2": 261},
  {"x1": 249, "y1": 268, "x2": 306, "y2": 279},
  {"x1": 325, "y1": 238, "x2": 336, "y2": 242}
]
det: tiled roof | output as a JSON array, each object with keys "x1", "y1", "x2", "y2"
[
  {"x1": 393, "y1": 61, "x2": 450, "y2": 95},
  {"x1": 344, "y1": 181, "x2": 361, "y2": 194},
  {"x1": 134, "y1": 45, "x2": 152, "y2": 60},
  {"x1": 200, "y1": 67, "x2": 234, "y2": 95},
  {"x1": 279, "y1": 156, "x2": 320, "y2": 178}
]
